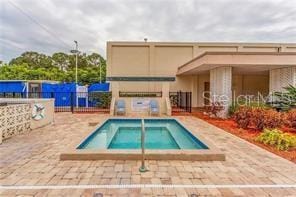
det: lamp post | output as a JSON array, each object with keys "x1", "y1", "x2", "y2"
[
  {"x1": 99, "y1": 58, "x2": 102, "y2": 83},
  {"x1": 94, "y1": 58, "x2": 102, "y2": 83},
  {"x1": 70, "y1": 41, "x2": 80, "y2": 108},
  {"x1": 70, "y1": 41, "x2": 79, "y2": 84}
]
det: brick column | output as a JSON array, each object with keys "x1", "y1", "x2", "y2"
[
  {"x1": 210, "y1": 66, "x2": 232, "y2": 118},
  {"x1": 269, "y1": 67, "x2": 296, "y2": 93}
]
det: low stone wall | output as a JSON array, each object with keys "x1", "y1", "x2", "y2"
[{"x1": 0, "y1": 98, "x2": 54, "y2": 143}]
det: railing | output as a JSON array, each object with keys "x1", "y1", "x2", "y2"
[
  {"x1": 0, "y1": 92, "x2": 112, "y2": 113},
  {"x1": 139, "y1": 119, "x2": 148, "y2": 172},
  {"x1": 119, "y1": 91, "x2": 162, "y2": 97},
  {"x1": 169, "y1": 91, "x2": 192, "y2": 113}
]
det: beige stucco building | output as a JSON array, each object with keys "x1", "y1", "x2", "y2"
[{"x1": 107, "y1": 41, "x2": 296, "y2": 115}]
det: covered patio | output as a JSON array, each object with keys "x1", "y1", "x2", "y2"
[{"x1": 177, "y1": 52, "x2": 296, "y2": 117}]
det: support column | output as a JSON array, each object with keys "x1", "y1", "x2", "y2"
[
  {"x1": 162, "y1": 82, "x2": 171, "y2": 115},
  {"x1": 210, "y1": 66, "x2": 232, "y2": 118},
  {"x1": 161, "y1": 82, "x2": 170, "y2": 98},
  {"x1": 111, "y1": 82, "x2": 120, "y2": 98},
  {"x1": 269, "y1": 67, "x2": 296, "y2": 93}
]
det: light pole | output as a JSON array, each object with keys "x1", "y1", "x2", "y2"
[
  {"x1": 70, "y1": 41, "x2": 80, "y2": 108},
  {"x1": 70, "y1": 41, "x2": 79, "y2": 84},
  {"x1": 99, "y1": 58, "x2": 102, "y2": 83},
  {"x1": 94, "y1": 58, "x2": 101, "y2": 83},
  {"x1": 74, "y1": 41, "x2": 78, "y2": 84}
]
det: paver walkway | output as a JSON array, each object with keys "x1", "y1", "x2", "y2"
[{"x1": 0, "y1": 113, "x2": 296, "y2": 196}]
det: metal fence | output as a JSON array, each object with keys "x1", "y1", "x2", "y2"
[
  {"x1": 1, "y1": 91, "x2": 191, "y2": 113},
  {"x1": 169, "y1": 91, "x2": 192, "y2": 113},
  {"x1": 0, "y1": 92, "x2": 112, "y2": 113}
]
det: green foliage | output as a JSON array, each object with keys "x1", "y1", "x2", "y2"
[
  {"x1": 0, "y1": 63, "x2": 65, "y2": 81},
  {"x1": 10, "y1": 52, "x2": 53, "y2": 68},
  {"x1": 256, "y1": 129, "x2": 296, "y2": 151},
  {"x1": 273, "y1": 85, "x2": 296, "y2": 111},
  {"x1": 89, "y1": 92, "x2": 112, "y2": 108},
  {"x1": 1, "y1": 51, "x2": 106, "y2": 85},
  {"x1": 228, "y1": 102, "x2": 239, "y2": 116},
  {"x1": 229, "y1": 98, "x2": 270, "y2": 117}
]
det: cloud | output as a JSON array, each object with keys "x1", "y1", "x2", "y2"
[{"x1": 0, "y1": 0, "x2": 295, "y2": 62}]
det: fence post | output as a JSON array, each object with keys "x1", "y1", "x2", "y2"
[
  {"x1": 178, "y1": 91, "x2": 181, "y2": 108},
  {"x1": 189, "y1": 92, "x2": 192, "y2": 113},
  {"x1": 70, "y1": 92, "x2": 74, "y2": 113},
  {"x1": 185, "y1": 92, "x2": 188, "y2": 112}
]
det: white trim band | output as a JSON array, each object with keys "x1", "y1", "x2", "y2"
[{"x1": 1, "y1": 184, "x2": 296, "y2": 190}]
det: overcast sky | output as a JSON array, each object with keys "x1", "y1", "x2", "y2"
[{"x1": 0, "y1": 0, "x2": 296, "y2": 62}]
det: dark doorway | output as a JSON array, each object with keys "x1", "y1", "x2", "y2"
[
  {"x1": 204, "y1": 82, "x2": 210, "y2": 106},
  {"x1": 28, "y1": 83, "x2": 41, "y2": 98}
]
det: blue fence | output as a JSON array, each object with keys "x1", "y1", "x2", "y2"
[{"x1": 0, "y1": 82, "x2": 111, "y2": 112}]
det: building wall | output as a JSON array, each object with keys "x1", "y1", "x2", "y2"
[
  {"x1": 107, "y1": 42, "x2": 296, "y2": 100},
  {"x1": 232, "y1": 75, "x2": 269, "y2": 96},
  {"x1": 193, "y1": 74, "x2": 269, "y2": 107}
]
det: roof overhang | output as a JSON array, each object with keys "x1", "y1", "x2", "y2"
[{"x1": 177, "y1": 52, "x2": 296, "y2": 75}]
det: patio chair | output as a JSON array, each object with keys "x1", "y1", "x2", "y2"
[
  {"x1": 116, "y1": 99, "x2": 126, "y2": 115},
  {"x1": 149, "y1": 100, "x2": 159, "y2": 116}
]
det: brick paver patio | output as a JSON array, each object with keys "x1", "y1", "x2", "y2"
[{"x1": 1, "y1": 113, "x2": 296, "y2": 196}]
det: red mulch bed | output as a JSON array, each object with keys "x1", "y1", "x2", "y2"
[{"x1": 191, "y1": 112, "x2": 296, "y2": 164}]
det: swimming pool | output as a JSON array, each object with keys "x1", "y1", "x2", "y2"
[
  {"x1": 77, "y1": 119, "x2": 208, "y2": 150},
  {"x1": 60, "y1": 118, "x2": 225, "y2": 161}
]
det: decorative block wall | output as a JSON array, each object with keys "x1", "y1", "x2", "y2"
[
  {"x1": 0, "y1": 104, "x2": 31, "y2": 141},
  {"x1": 210, "y1": 66, "x2": 232, "y2": 118},
  {"x1": 269, "y1": 67, "x2": 296, "y2": 92}
]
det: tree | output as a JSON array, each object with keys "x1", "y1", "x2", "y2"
[
  {"x1": 10, "y1": 51, "x2": 52, "y2": 68},
  {"x1": 86, "y1": 53, "x2": 104, "y2": 67},
  {"x1": 3, "y1": 51, "x2": 107, "y2": 84},
  {"x1": 52, "y1": 52, "x2": 70, "y2": 71}
]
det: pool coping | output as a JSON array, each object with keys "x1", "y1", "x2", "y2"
[{"x1": 60, "y1": 117, "x2": 226, "y2": 161}]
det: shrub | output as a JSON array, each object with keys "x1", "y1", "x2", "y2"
[
  {"x1": 251, "y1": 108, "x2": 284, "y2": 130},
  {"x1": 228, "y1": 102, "x2": 239, "y2": 117},
  {"x1": 273, "y1": 85, "x2": 296, "y2": 111},
  {"x1": 234, "y1": 107, "x2": 284, "y2": 130},
  {"x1": 229, "y1": 99, "x2": 269, "y2": 117},
  {"x1": 233, "y1": 106, "x2": 253, "y2": 129},
  {"x1": 205, "y1": 102, "x2": 224, "y2": 118},
  {"x1": 286, "y1": 109, "x2": 296, "y2": 129},
  {"x1": 256, "y1": 129, "x2": 296, "y2": 151},
  {"x1": 89, "y1": 92, "x2": 112, "y2": 108}
]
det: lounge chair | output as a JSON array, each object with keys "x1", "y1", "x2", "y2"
[
  {"x1": 116, "y1": 99, "x2": 126, "y2": 115},
  {"x1": 149, "y1": 100, "x2": 159, "y2": 115}
]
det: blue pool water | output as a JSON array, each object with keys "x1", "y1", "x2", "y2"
[{"x1": 77, "y1": 119, "x2": 208, "y2": 150}]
